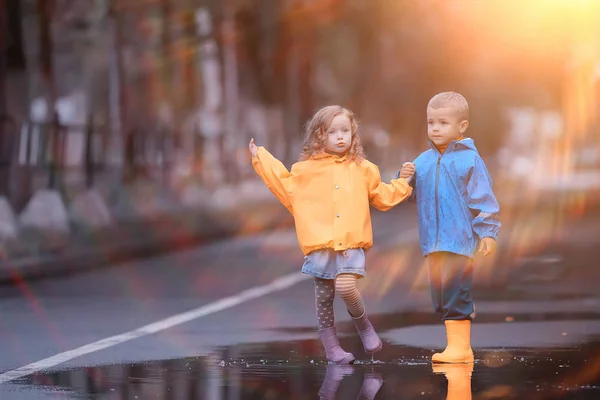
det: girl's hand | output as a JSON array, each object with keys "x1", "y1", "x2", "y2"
[
  {"x1": 478, "y1": 237, "x2": 496, "y2": 256},
  {"x1": 249, "y1": 138, "x2": 258, "y2": 157},
  {"x1": 399, "y1": 162, "x2": 415, "y2": 179}
]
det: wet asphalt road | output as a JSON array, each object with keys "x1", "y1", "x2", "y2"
[{"x1": 1, "y1": 203, "x2": 600, "y2": 399}]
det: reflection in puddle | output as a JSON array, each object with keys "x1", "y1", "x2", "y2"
[
  {"x1": 317, "y1": 365, "x2": 383, "y2": 400},
  {"x1": 17, "y1": 337, "x2": 600, "y2": 399},
  {"x1": 432, "y1": 363, "x2": 473, "y2": 400}
]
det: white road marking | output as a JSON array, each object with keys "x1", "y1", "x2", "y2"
[
  {"x1": 0, "y1": 272, "x2": 310, "y2": 384},
  {"x1": 0, "y1": 227, "x2": 419, "y2": 385}
]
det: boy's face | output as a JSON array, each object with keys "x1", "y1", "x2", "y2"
[
  {"x1": 427, "y1": 107, "x2": 469, "y2": 148},
  {"x1": 325, "y1": 114, "x2": 352, "y2": 155}
]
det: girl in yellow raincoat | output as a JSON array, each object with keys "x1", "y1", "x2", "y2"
[{"x1": 250, "y1": 105, "x2": 413, "y2": 364}]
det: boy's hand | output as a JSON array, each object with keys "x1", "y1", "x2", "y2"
[
  {"x1": 478, "y1": 237, "x2": 496, "y2": 256},
  {"x1": 399, "y1": 162, "x2": 415, "y2": 180},
  {"x1": 249, "y1": 138, "x2": 258, "y2": 157}
]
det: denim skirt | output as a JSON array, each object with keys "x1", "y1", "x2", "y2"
[{"x1": 301, "y1": 248, "x2": 366, "y2": 279}]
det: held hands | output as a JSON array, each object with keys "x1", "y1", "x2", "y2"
[
  {"x1": 478, "y1": 237, "x2": 496, "y2": 256},
  {"x1": 399, "y1": 162, "x2": 416, "y2": 183},
  {"x1": 249, "y1": 138, "x2": 258, "y2": 157}
]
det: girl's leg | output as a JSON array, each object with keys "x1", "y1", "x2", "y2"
[
  {"x1": 335, "y1": 274, "x2": 382, "y2": 354},
  {"x1": 314, "y1": 277, "x2": 335, "y2": 330},
  {"x1": 334, "y1": 274, "x2": 365, "y2": 318},
  {"x1": 314, "y1": 278, "x2": 355, "y2": 364}
]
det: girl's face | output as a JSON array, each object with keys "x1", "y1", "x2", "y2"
[{"x1": 325, "y1": 114, "x2": 352, "y2": 155}]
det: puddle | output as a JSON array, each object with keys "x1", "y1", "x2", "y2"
[{"x1": 12, "y1": 337, "x2": 600, "y2": 399}]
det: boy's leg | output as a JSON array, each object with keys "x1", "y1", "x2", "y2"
[
  {"x1": 432, "y1": 253, "x2": 474, "y2": 363},
  {"x1": 427, "y1": 253, "x2": 444, "y2": 316},
  {"x1": 336, "y1": 274, "x2": 382, "y2": 354},
  {"x1": 440, "y1": 254, "x2": 474, "y2": 320},
  {"x1": 315, "y1": 278, "x2": 355, "y2": 364}
]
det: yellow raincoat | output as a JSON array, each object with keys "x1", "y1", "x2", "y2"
[{"x1": 252, "y1": 147, "x2": 412, "y2": 255}]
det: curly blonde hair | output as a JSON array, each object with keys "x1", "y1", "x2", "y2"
[{"x1": 299, "y1": 105, "x2": 365, "y2": 163}]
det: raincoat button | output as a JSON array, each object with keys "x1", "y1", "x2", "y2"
[
  {"x1": 335, "y1": 185, "x2": 339, "y2": 189},
  {"x1": 336, "y1": 214, "x2": 340, "y2": 218}
]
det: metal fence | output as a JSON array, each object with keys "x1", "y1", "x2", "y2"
[
  {"x1": 0, "y1": 112, "x2": 178, "y2": 210},
  {"x1": 16, "y1": 112, "x2": 105, "y2": 190}
]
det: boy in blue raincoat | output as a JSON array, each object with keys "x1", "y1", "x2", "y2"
[{"x1": 399, "y1": 91, "x2": 501, "y2": 364}]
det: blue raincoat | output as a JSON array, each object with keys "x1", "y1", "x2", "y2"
[{"x1": 400, "y1": 138, "x2": 500, "y2": 258}]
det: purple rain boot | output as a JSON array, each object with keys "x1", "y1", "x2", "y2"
[
  {"x1": 318, "y1": 327, "x2": 356, "y2": 364},
  {"x1": 351, "y1": 312, "x2": 383, "y2": 354},
  {"x1": 318, "y1": 364, "x2": 355, "y2": 399}
]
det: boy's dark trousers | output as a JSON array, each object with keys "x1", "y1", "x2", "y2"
[{"x1": 427, "y1": 251, "x2": 474, "y2": 321}]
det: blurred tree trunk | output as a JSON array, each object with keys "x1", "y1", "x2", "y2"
[
  {"x1": 283, "y1": 22, "x2": 300, "y2": 167},
  {"x1": 37, "y1": 0, "x2": 60, "y2": 192},
  {"x1": 222, "y1": 0, "x2": 240, "y2": 183},
  {"x1": 281, "y1": 0, "x2": 324, "y2": 166},
  {"x1": 37, "y1": 0, "x2": 56, "y2": 110},
  {"x1": 0, "y1": 0, "x2": 9, "y2": 197}
]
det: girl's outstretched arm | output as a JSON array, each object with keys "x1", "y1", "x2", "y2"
[
  {"x1": 250, "y1": 139, "x2": 294, "y2": 213},
  {"x1": 365, "y1": 161, "x2": 413, "y2": 211}
]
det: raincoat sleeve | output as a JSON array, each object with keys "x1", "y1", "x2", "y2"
[
  {"x1": 366, "y1": 162, "x2": 413, "y2": 211},
  {"x1": 252, "y1": 147, "x2": 294, "y2": 214},
  {"x1": 467, "y1": 156, "x2": 501, "y2": 239},
  {"x1": 395, "y1": 168, "x2": 417, "y2": 202}
]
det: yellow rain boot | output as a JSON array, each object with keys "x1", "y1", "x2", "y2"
[
  {"x1": 432, "y1": 363, "x2": 474, "y2": 400},
  {"x1": 432, "y1": 320, "x2": 474, "y2": 363}
]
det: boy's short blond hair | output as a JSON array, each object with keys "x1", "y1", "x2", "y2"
[{"x1": 428, "y1": 92, "x2": 469, "y2": 121}]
